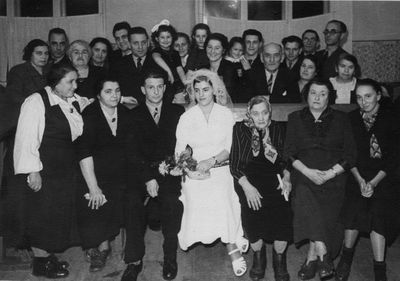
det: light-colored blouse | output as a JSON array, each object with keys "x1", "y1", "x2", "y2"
[{"x1": 14, "y1": 86, "x2": 90, "y2": 174}]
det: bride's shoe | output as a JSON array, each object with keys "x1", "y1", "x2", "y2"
[
  {"x1": 229, "y1": 248, "x2": 247, "y2": 277},
  {"x1": 236, "y1": 236, "x2": 249, "y2": 253}
]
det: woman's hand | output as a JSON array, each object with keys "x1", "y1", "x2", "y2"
[
  {"x1": 240, "y1": 56, "x2": 251, "y2": 71},
  {"x1": 242, "y1": 182, "x2": 263, "y2": 211},
  {"x1": 88, "y1": 187, "x2": 104, "y2": 210},
  {"x1": 362, "y1": 181, "x2": 375, "y2": 198},
  {"x1": 185, "y1": 169, "x2": 210, "y2": 180},
  {"x1": 196, "y1": 159, "x2": 214, "y2": 174},
  {"x1": 27, "y1": 172, "x2": 42, "y2": 192},
  {"x1": 320, "y1": 169, "x2": 336, "y2": 182},
  {"x1": 302, "y1": 168, "x2": 326, "y2": 185}
]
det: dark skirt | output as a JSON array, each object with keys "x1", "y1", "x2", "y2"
[
  {"x1": 236, "y1": 154, "x2": 293, "y2": 243},
  {"x1": 77, "y1": 182, "x2": 124, "y2": 249},
  {"x1": 341, "y1": 175, "x2": 400, "y2": 246},
  {"x1": 291, "y1": 170, "x2": 346, "y2": 257}
]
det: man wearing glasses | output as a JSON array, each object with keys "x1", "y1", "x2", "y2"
[{"x1": 316, "y1": 20, "x2": 348, "y2": 79}]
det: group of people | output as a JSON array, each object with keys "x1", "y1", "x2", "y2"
[{"x1": 2, "y1": 17, "x2": 400, "y2": 281}]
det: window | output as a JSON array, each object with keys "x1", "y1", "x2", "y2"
[
  {"x1": 66, "y1": 0, "x2": 98, "y2": 16},
  {"x1": 205, "y1": 0, "x2": 240, "y2": 20},
  {"x1": 248, "y1": 1, "x2": 283, "y2": 21},
  {"x1": 205, "y1": 0, "x2": 327, "y2": 20},
  {"x1": 293, "y1": 1, "x2": 324, "y2": 19},
  {"x1": 0, "y1": 0, "x2": 6, "y2": 16},
  {"x1": 19, "y1": 0, "x2": 53, "y2": 17}
]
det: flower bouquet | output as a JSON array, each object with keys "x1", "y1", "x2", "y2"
[{"x1": 158, "y1": 145, "x2": 210, "y2": 181}]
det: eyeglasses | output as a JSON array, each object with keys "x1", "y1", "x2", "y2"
[{"x1": 323, "y1": 29, "x2": 342, "y2": 36}]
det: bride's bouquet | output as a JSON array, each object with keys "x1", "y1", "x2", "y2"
[{"x1": 158, "y1": 145, "x2": 210, "y2": 181}]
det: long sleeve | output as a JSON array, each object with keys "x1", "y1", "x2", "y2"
[
  {"x1": 175, "y1": 114, "x2": 188, "y2": 155},
  {"x1": 76, "y1": 111, "x2": 97, "y2": 161},
  {"x1": 230, "y1": 123, "x2": 248, "y2": 180},
  {"x1": 283, "y1": 113, "x2": 299, "y2": 164},
  {"x1": 339, "y1": 113, "x2": 357, "y2": 170},
  {"x1": 13, "y1": 93, "x2": 45, "y2": 174}
]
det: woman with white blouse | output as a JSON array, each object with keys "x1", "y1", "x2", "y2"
[{"x1": 13, "y1": 63, "x2": 91, "y2": 279}]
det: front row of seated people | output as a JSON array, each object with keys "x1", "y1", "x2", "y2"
[{"x1": 11, "y1": 60, "x2": 399, "y2": 281}]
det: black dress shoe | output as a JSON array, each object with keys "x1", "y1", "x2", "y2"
[
  {"x1": 121, "y1": 262, "x2": 143, "y2": 281},
  {"x1": 48, "y1": 254, "x2": 69, "y2": 269},
  {"x1": 32, "y1": 256, "x2": 69, "y2": 279},
  {"x1": 298, "y1": 259, "x2": 317, "y2": 280},
  {"x1": 318, "y1": 254, "x2": 334, "y2": 279},
  {"x1": 335, "y1": 247, "x2": 354, "y2": 281},
  {"x1": 163, "y1": 259, "x2": 178, "y2": 280},
  {"x1": 249, "y1": 244, "x2": 266, "y2": 281}
]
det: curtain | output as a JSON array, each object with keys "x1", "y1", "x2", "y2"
[{"x1": 5, "y1": 14, "x2": 104, "y2": 83}]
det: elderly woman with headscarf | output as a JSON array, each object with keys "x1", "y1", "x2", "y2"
[{"x1": 230, "y1": 95, "x2": 293, "y2": 281}]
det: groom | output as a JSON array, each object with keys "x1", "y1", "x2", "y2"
[{"x1": 123, "y1": 71, "x2": 184, "y2": 281}]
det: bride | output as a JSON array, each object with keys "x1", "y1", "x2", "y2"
[{"x1": 175, "y1": 69, "x2": 247, "y2": 276}]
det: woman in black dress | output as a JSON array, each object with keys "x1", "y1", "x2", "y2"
[
  {"x1": 230, "y1": 96, "x2": 293, "y2": 281},
  {"x1": 13, "y1": 64, "x2": 90, "y2": 278},
  {"x1": 284, "y1": 78, "x2": 356, "y2": 280},
  {"x1": 336, "y1": 79, "x2": 400, "y2": 281},
  {"x1": 77, "y1": 78, "x2": 129, "y2": 272}
]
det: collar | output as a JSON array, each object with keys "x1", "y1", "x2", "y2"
[{"x1": 145, "y1": 100, "x2": 162, "y2": 113}]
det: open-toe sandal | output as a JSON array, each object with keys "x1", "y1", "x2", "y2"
[
  {"x1": 229, "y1": 248, "x2": 247, "y2": 277},
  {"x1": 236, "y1": 236, "x2": 249, "y2": 254}
]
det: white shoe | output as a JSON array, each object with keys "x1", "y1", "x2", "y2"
[{"x1": 228, "y1": 248, "x2": 247, "y2": 277}]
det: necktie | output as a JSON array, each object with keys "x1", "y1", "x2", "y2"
[
  {"x1": 153, "y1": 107, "x2": 159, "y2": 124},
  {"x1": 267, "y1": 74, "x2": 273, "y2": 94},
  {"x1": 288, "y1": 60, "x2": 293, "y2": 69},
  {"x1": 137, "y1": 57, "x2": 142, "y2": 71}
]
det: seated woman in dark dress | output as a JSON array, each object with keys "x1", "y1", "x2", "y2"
[
  {"x1": 230, "y1": 96, "x2": 293, "y2": 281},
  {"x1": 76, "y1": 78, "x2": 129, "y2": 272},
  {"x1": 67, "y1": 40, "x2": 106, "y2": 100},
  {"x1": 284, "y1": 78, "x2": 356, "y2": 281},
  {"x1": 336, "y1": 79, "x2": 400, "y2": 281},
  {"x1": 203, "y1": 33, "x2": 240, "y2": 102},
  {"x1": 13, "y1": 64, "x2": 91, "y2": 278}
]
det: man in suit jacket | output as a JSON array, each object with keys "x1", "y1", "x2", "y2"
[
  {"x1": 316, "y1": 20, "x2": 348, "y2": 79},
  {"x1": 280, "y1": 35, "x2": 303, "y2": 81},
  {"x1": 248, "y1": 43, "x2": 301, "y2": 103},
  {"x1": 123, "y1": 71, "x2": 184, "y2": 281},
  {"x1": 111, "y1": 26, "x2": 164, "y2": 107}
]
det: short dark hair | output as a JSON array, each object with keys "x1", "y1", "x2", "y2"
[
  {"x1": 282, "y1": 35, "x2": 303, "y2": 49},
  {"x1": 336, "y1": 53, "x2": 361, "y2": 78},
  {"x1": 89, "y1": 37, "x2": 112, "y2": 54},
  {"x1": 128, "y1": 26, "x2": 148, "y2": 39},
  {"x1": 303, "y1": 78, "x2": 336, "y2": 105},
  {"x1": 242, "y1": 29, "x2": 263, "y2": 42},
  {"x1": 47, "y1": 64, "x2": 77, "y2": 89},
  {"x1": 327, "y1": 20, "x2": 347, "y2": 33},
  {"x1": 204, "y1": 33, "x2": 228, "y2": 54},
  {"x1": 48, "y1": 27, "x2": 68, "y2": 43},
  {"x1": 113, "y1": 21, "x2": 131, "y2": 37},
  {"x1": 302, "y1": 29, "x2": 320, "y2": 42},
  {"x1": 176, "y1": 32, "x2": 190, "y2": 46},
  {"x1": 95, "y1": 77, "x2": 120, "y2": 97},
  {"x1": 151, "y1": 24, "x2": 177, "y2": 47},
  {"x1": 22, "y1": 39, "x2": 49, "y2": 61},
  {"x1": 300, "y1": 55, "x2": 319, "y2": 73},
  {"x1": 142, "y1": 71, "x2": 166, "y2": 86},
  {"x1": 228, "y1": 37, "x2": 245, "y2": 53},
  {"x1": 355, "y1": 78, "x2": 382, "y2": 95}
]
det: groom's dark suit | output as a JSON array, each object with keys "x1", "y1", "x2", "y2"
[{"x1": 124, "y1": 102, "x2": 184, "y2": 263}]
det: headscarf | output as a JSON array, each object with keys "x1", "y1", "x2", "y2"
[
  {"x1": 244, "y1": 96, "x2": 278, "y2": 163},
  {"x1": 361, "y1": 104, "x2": 382, "y2": 159}
]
